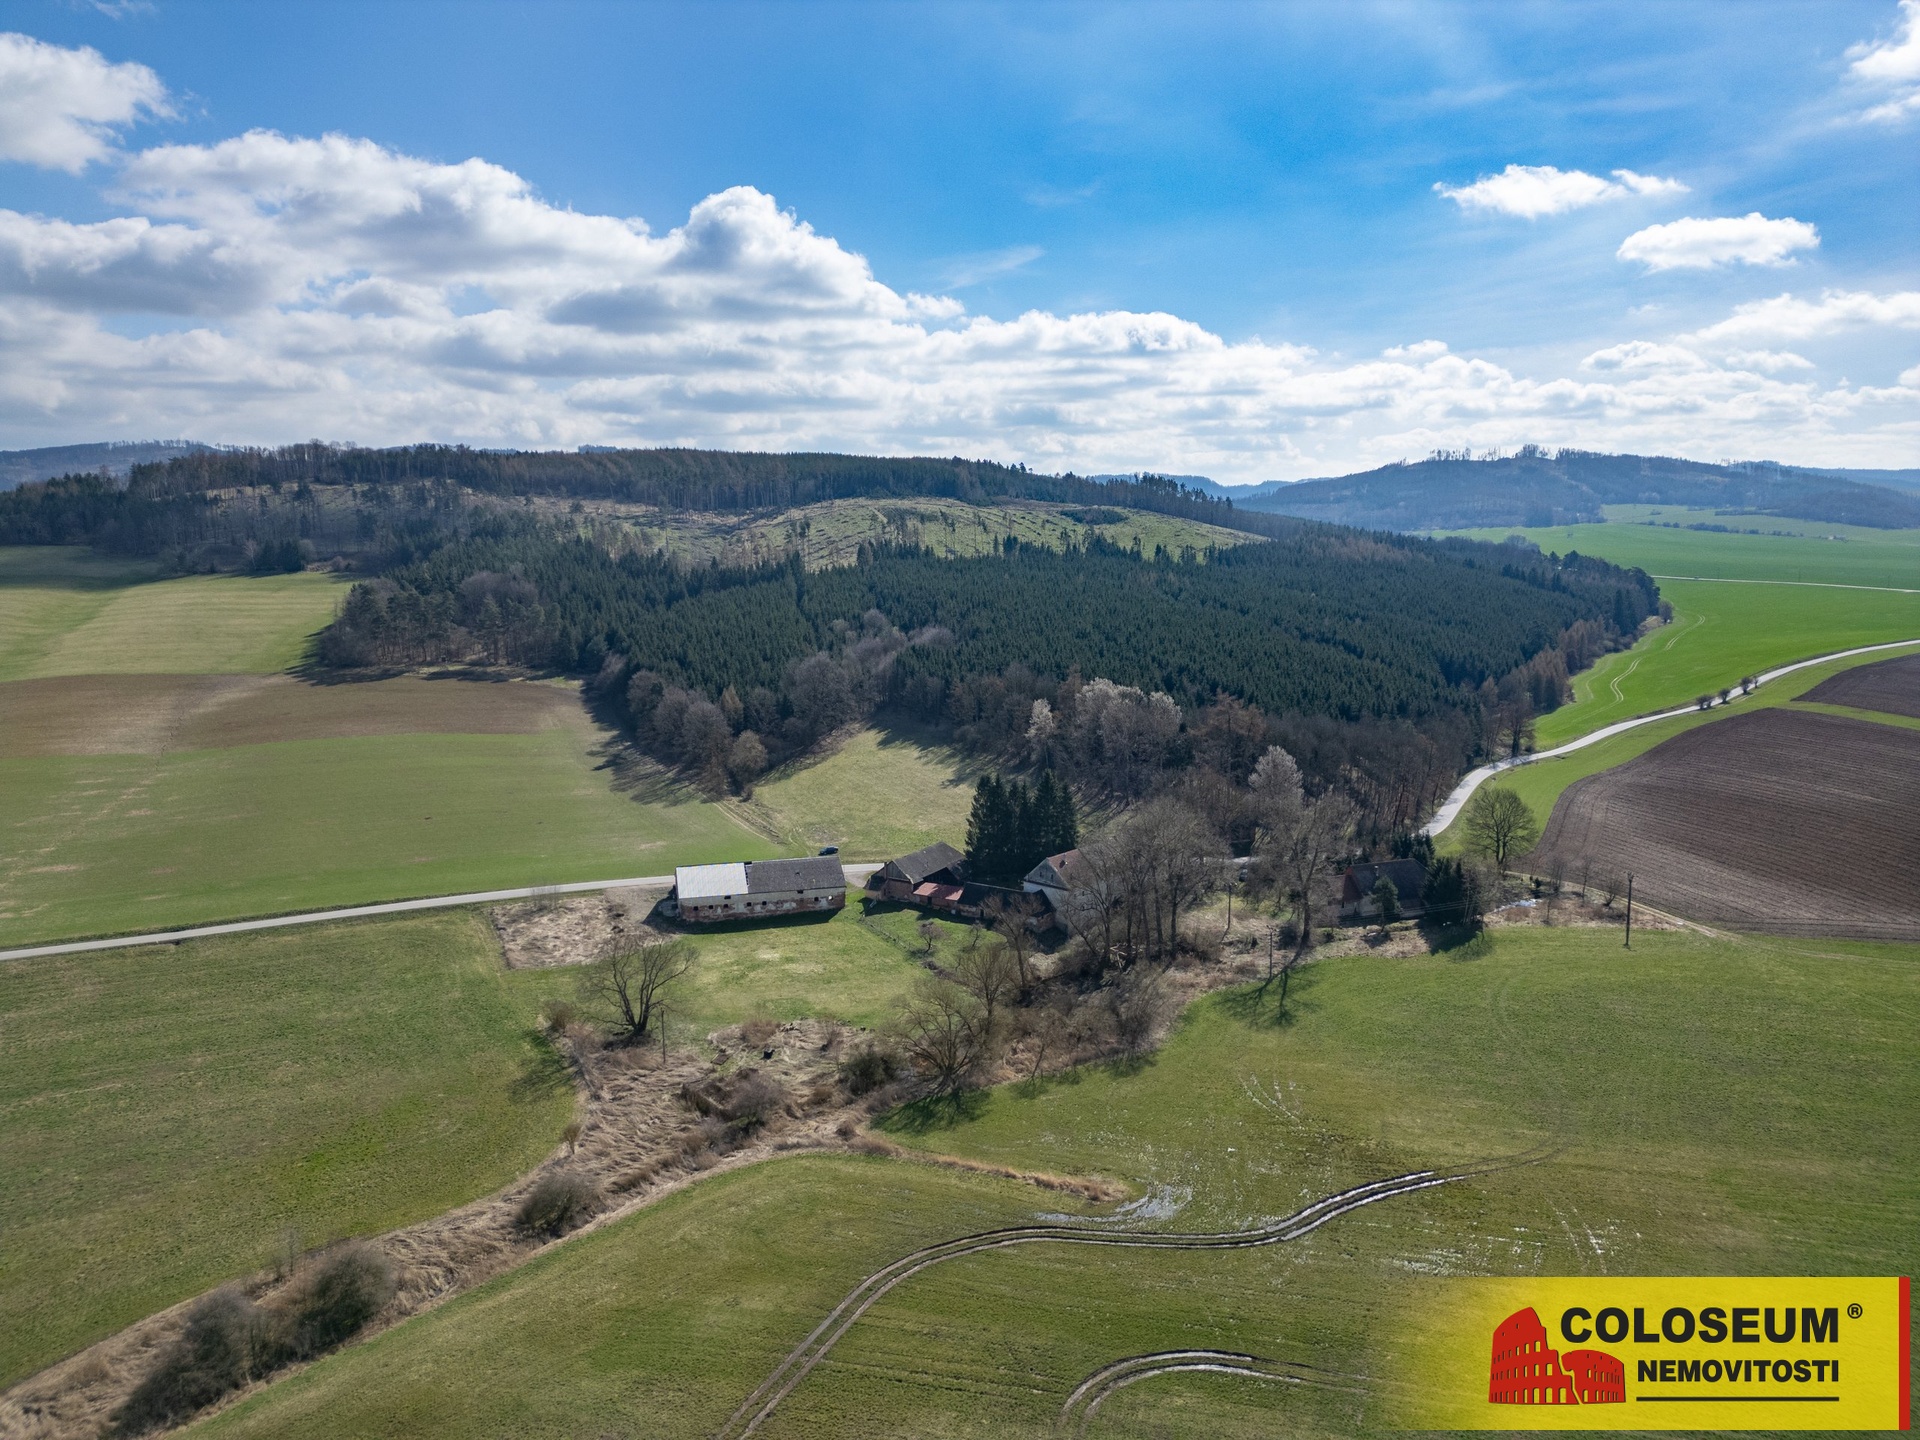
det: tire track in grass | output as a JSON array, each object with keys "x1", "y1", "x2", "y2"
[
  {"x1": 1058, "y1": 1350, "x2": 1366, "y2": 1436},
  {"x1": 715, "y1": 1148, "x2": 1556, "y2": 1438}
]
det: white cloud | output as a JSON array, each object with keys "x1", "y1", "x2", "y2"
[
  {"x1": 1433, "y1": 164, "x2": 1686, "y2": 218},
  {"x1": 0, "y1": 32, "x2": 169, "y2": 171},
  {"x1": 1722, "y1": 350, "x2": 1816, "y2": 373},
  {"x1": 0, "y1": 120, "x2": 1913, "y2": 473},
  {"x1": 1685, "y1": 289, "x2": 1920, "y2": 343},
  {"x1": 1847, "y1": 0, "x2": 1920, "y2": 122},
  {"x1": 1617, "y1": 214, "x2": 1819, "y2": 271}
]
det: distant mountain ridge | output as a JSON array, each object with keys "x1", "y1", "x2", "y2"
[
  {"x1": 0, "y1": 442, "x2": 211, "y2": 491},
  {"x1": 1229, "y1": 451, "x2": 1920, "y2": 531}
]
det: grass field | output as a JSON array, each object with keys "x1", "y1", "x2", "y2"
[
  {"x1": 185, "y1": 922, "x2": 1920, "y2": 1438},
  {"x1": 1451, "y1": 507, "x2": 1920, "y2": 587},
  {"x1": 0, "y1": 910, "x2": 575, "y2": 1387},
  {"x1": 735, "y1": 727, "x2": 982, "y2": 860},
  {"x1": 672, "y1": 906, "x2": 932, "y2": 1038},
  {"x1": 1435, "y1": 640, "x2": 1920, "y2": 851},
  {"x1": 0, "y1": 728, "x2": 771, "y2": 947},
  {"x1": 0, "y1": 547, "x2": 348, "y2": 682},
  {"x1": 1534, "y1": 578, "x2": 1920, "y2": 747}
]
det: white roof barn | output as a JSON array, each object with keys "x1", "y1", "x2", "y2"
[{"x1": 675, "y1": 862, "x2": 750, "y2": 903}]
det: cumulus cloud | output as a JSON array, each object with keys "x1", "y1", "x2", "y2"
[
  {"x1": 0, "y1": 32, "x2": 169, "y2": 171},
  {"x1": 1685, "y1": 289, "x2": 1920, "y2": 344},
  {"x1": 1847, "y1": 0, "x2": 1920, "y2": 122},
  {"x1": 0, "y1": 98, "x2": 1913, "y2": 472},
  {"x1": 1433, "y1": 164, "x2": 1686, "y2": 218},
  {"x1": 1617, "y1": 214, "x2": 1819, "y2": 271}
]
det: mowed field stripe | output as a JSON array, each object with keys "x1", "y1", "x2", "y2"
[{"x1": 0, "y1": 864, "x2": 883, "y2": 963}]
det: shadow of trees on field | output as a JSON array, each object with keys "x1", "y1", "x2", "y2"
[
  {"x1": 878, "y1": 1089, "x2": 992, "y2": 1134},
  {"x1": 1422, "y1": 921, "x2": 1493, "y2": 961},
  {"x1": 509, "y1": 1028, "x2": 576, "y2": 1104}
]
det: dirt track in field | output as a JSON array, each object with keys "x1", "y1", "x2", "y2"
[
  {"x1": 0, "y1": 673, "x2": 586, "y2": 758},
  {"x1": 1528, "y1": 708, "x2": 1920, "y2": 939},
  {"x1": 1799, "y1": 651, "x2": 1920, "y2": 719}
]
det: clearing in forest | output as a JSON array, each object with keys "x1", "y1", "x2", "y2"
[
  {"x1": 1527, "y1": 707, "x2": 1920, "y2": 938},
  {"x1": 733, "y1": 726, "x2": 982, "y2": 859}
]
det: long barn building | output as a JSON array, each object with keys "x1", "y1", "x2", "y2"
[{"x1": 670, "y1": 858, "x2": 847, "y2": 923}]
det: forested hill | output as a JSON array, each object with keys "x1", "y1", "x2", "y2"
[
  {"x1": 1240, "y1": 450, "x2": 1920, "y2": 530},
  {"x1": 123, "y1": 443, "x2": 1294, "y2": 537},
  {"x1": 334, "y1": 526, "x2": 1647, "y2": 716}
]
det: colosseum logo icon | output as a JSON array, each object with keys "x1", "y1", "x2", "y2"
[{"x1": 1490, "y1": 1306, "x2": 1625, "y2": 1405}]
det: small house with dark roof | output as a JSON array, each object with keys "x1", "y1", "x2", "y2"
[
  {"x1": 868, "y1": 841, "x2": 967, "y2": 903},
  {"x1": 670, "y1": 857, "x2": 846, "y2": 924},
  {"x1": 1338, "y1": 859, "x2": 1428, "y2": 921}
]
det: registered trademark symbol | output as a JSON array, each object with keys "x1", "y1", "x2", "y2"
[{"x1": 1848, "y1": 1303, "x2": 1863, "y2": 1319}]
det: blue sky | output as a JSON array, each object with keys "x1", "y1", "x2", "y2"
[{"x1": 0, "y1": 0, "x2": 1915, "y2": 477}]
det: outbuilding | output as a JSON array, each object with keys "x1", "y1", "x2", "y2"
[
  {"x1": 868, "y1": 841, "x2": 967, "y2": 903},
  {"x1": 671, "y1": 857, "x2": 846, "y2": 924},
  {"x1": 1022, "y1": 848, "x2": 1085, "y2": 912}
]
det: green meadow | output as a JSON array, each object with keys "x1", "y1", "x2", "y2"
[
  {"x1": 0, "y1": 911, "x2": 574, "y2": 1387},
  {"x1": 187, "y1": 923, "x2": 1920, "y2": 1439},
  {"x1": 0, "y1": 547, "x2": 349, "y2": 682},
  {"x1": 735, "y1": 726, "x2": 982, "y2": 860},
  {"x1": 1452, "y1": 506, "x2": 1920, "y2": 587},
  {"x1": 1535, "y1": 579, "x2": 1920, "y2": 747},
  {"x1": 0, "y1": 730, "x2": 769, "y2": 947}
]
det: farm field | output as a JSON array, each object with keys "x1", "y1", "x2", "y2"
[
  {"x1": 1535, "y1": 577, "x2": 1920, "y2": 746},
  {"x1": 0, "y1": 544, "x2": 780, "y2": 946},
  {"x1": 0, "y1": 722, "x2": 768, "y2": 947},
  {"x1": 1528, "y1": 707, "x2": 1920, "y2": 938},
  {"x1": 0, "y1": 910, "x2": 574, "y2": 1387},
  {"x1": 185, "y1": 922, "x2": 1920, "y2": 1438},
  {"x1": 1451, "y1": 507, "x2": 1920, "y2": 587},
  {"x1": 554, "y1": 496, "x2": 1257, "y2": 571},
  {"x1": 0, "y1": 547, "x2": 348, "y2": 682},
  {"x1": 1802, "y1": 648, "x2": 1920, "y2": 718},
  {"x1": 1433, "y1": 640, "x2": 1920, "y2": 852},
  {"x1": 734, "y1": 726, "x2": 982, "y2": 860}
]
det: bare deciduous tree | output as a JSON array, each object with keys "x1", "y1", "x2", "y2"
[
  {"x1": 892, "y1": 976, "x2": 995, "y2": 1094},
  {"x1": 983, "y1": 895, "x2": 1039, "y2": 999},
  {"x1": 579, "y1": 936, "x2": 695, "y2": 1045},
  {"x1": 1256, "y1": 790, "x2": 1356, "y2": 956},
  {"x1": 1460, "y1": 787, "x2": 1539, "y2": 869},
  {"x1": 951, "y1": 931, "x2": 1020, "y2": 1032}
]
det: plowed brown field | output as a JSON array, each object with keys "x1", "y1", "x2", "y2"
[
  {"x1": 1799, "y1": 649, "x2": 1920, "y2": 719},
  {"x1": 1529, "y1": 708, "x2": 1920, "y2": 939}
]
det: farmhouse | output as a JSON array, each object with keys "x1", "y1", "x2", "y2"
[
  {"x1": 670, "y1": 857, "x2": 846, "y2": 924},
  {"x1": 1338, "y1": 859, "x2": 1428, "y2": 921},
  {"x1": 1023, "y1": 849, "x2": 1085, "y2": 911}
]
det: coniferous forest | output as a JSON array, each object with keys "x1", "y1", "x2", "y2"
[{"x1": 0, "y1": 442, "x2": 1662, "y2": 844}]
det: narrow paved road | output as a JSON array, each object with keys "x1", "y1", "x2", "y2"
[
  {"x1": 1421, "y1": 636, "x2": 1920, "y2": 836},
  {"x1": 0, "y1": 864, "x2": 883, "y2": 964}
]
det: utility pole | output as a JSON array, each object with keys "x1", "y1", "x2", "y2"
[{"x1": 1623, "y1": 873, "x2": 1634, "y2": 949}]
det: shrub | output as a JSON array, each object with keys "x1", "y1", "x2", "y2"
[
  {"x1": 739, "y1": 1016, "x2": 781, "y2": 1048},
  {"x1": 837, "y1": 1044, "x2": 899, "y2": 1097},
  {"x1": 515, "y1": 1171, "x2": 603, "y2": 1237},
  {"x1": 112, "y1": 1292, "x2": 269, "y2": 1435},
  {"x1": 539, "y1": 998, "x2": 577, "y2": 1033},
  {"x1": 280, "y1": 1242, "x2": 395, "y2": 1359},
  {"x1": 724, "y1": 1074, "x2": 788, "y2": 1134}
]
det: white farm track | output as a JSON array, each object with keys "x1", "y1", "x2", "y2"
[{"x1": 715, "y1": 1148, "x2": 1555, "y2": 1439}]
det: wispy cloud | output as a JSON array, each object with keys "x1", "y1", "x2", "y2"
[
  {"x1": 1434, "y1": 164, "x2": 1686, "y2": 219},
  {"x1": 1024, "y1": 181, "x2": 1099, "y2": 210},
  {"x1": 1685, "y1": 289, "x2": 1920, "y2": 344},
  {"x1": 1846, "y1": 0, "x2": 1920, "y2": 123},
  {"x1": 935, "y1": 244, "x2": 1043, "y2": 288},
  {"x1": 1617, "y1": 214, "x2": 1819, "y2": 271},
  {"x1": 0, "y1": 31, "x2": 170, "y2": 171}
]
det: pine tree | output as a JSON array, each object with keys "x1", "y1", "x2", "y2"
[{"x1": 1033, "y1": 770, "x2": 1077, "y2": 858}]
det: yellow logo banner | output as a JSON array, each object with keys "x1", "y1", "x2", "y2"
[{"x1": 1393, "y1": 1276, "x2": 1909, "y2": 1430}]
